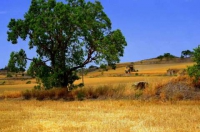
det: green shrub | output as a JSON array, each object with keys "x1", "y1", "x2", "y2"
[
  {"x1": 7, "y1": 73, "x2": 12, "y2": 77},
  {"x1": 187, "y1": 46, "x2": 200, "y2": 83},
  {"x1": 34, "y1": 85, "x2": 41, "y2": 90},
  {"x1": 26, "y1": 81, "x2": 31, "y2": 84},
  {"x1": 77, "y1": 90, "x2": 85, "y2": 101}
]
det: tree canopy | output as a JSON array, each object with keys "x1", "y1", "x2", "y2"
[
  {"x1": 156, "y1": 53, "x2": 176, "y2": 61},
  {"x1": 7, "y1": 49, "x2": 26, "y2": 73},
  {"x1": 7, "y1": 0, "x2": 127, "y2": 89},
  {"x1": 181, "y1": 50, "x2": 193, "y2": 58}
]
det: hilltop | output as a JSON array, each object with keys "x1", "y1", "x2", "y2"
[
  {"x1": 85, "y1": 57, "x2": 194, "y2": 77},
  {"x1": 117, "y1": 57, "x2": 193, "y2": 67}
]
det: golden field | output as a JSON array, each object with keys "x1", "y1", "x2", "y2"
[
  {"x1": 0, "y1": 100, "x2": 200, "y2": 132},
  {"x1": 1, "y1": 61, "x2": 200, "y2": 132}
]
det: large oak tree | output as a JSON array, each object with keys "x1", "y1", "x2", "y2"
[{"x1": 7, "y1": 0, "x2": 127, "y2": 89}]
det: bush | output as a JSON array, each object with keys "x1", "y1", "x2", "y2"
[
  {"x1": 100, "y1": 64, "x2": 108, "y2": 71},
  {"x1": 48, "y1": 89, "x2": 56, "y2": 99},
  {"x1": 36, "y1": 91, "x2": 49, "y2": 101},
  {"x1": 187, "y1": 46, "x2": 200, "y2": 83},
  {"x1": 77, "y1": 90, "x2": 85, "y2": 101},
  {"x1": 22, "y1": 90, "x2": 32, "y2": 100},
  {"x1": 0, "y1": 81, "x2": 5, "y2": 85},
  {"x1": 26, "y1": 81, "x2": 31, "y2": 84},
  {"x1": 55, "y1": 88, "x2": 69, "y2": 99},
  {"x1": 7, "y1": 73, "x2": 12, "y2": 77},
  {"x1": 64, "y1": 92, "x2": 76, "y2": 101},
  {"x1": 34, "y1": 85, "x2": 41, "y2": 90},
  {"x1": 150, "y1": 76, "x2": 200, "y2": 101}
]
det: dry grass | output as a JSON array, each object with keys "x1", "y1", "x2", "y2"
[
  {"x1": 18, "y1": 75, "x2": 199, "y2": 101},
  {"x1": 75, "y1": 76, "x2": 173, "y2": 86},
  {"x1": 0, "y1": 91, "x2": 22, "y2": 99},
  {"x1": 87, "y1": 62, "x2": 194, "y2": 77},
  {"x1": 0, "y1": 100, "x2": 200, "y2": 132},
  {"x1": 0, "y1": 79, "x2": 36, "y2": 85},
  {"x1": 0, "y1": 84, "x2": 35, "y2": 93},
  {"x1": 0, "y1": 61, "x2": 199, "y2": 131},
  {"x1": 135, "y1": 63, "x2": 194, "y2": 75}
]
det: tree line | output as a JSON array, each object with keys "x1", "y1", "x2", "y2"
[{"x1": 156, "y1": 50, "x2": 193, "y2": 60}]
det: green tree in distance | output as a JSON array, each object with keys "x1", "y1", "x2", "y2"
[
  {"x1": 156, "y1": 53, "x2": 176, "y2": 61},
  {"x1": 181, "y1": 50, "x2": 193, "y2": 58},
  {"x1": 7, "y1": 0, "x2": 127, "y2": 89},
  {"x1": 7, "y1": 50, "x2": 26, "y2": 74}
]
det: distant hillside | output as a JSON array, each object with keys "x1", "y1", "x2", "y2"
[{"x1": 116, "y1": 57, "x2": 193, "y2": 68}]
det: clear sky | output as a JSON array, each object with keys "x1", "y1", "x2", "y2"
[{"x1": 1, "y1": 0, "x2": 200, "y2": 68}]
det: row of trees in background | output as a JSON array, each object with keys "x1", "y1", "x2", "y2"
[{"x1": 156, "y1": 50, "x2": 193, "y2": 60}]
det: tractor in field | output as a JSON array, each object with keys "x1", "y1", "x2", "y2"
[{"x1": 125, "y1": 64, "x2": 138, "y2": 74}]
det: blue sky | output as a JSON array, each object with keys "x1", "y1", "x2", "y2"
[{"x1": 1, "y1": 0, "x2": 200, "y2": 68}]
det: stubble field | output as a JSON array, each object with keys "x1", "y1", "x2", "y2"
[
  {"x1": 1, "y1": 62, "x2": 200, "y2": 132},
  {"x1": 1, "y1": 100, "x2": 200, "y2": 132}
]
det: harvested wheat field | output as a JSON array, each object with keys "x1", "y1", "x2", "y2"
[
  {"x1": 0, "y1": 61, "x2": 200, "y2": 132},
  {"x1": 0, "y1": 100, "x2": 200, "y2": 132}
]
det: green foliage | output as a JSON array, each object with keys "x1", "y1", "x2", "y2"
[
  {"x1": 7, "y1": 0, "x2": 127, "y2": 89},
  {"x1": 157, "y1": 55, "x2": 164, "y2": 60},
  {"x1": 135, "y1": 73, "x2": 139, "y2": 76},
  {"x1": 181, "y1": 50, "x2": 193, "y2": 58},
  {"x1": 26, "y1": 81, "x2": 31, "y2": 84},
  {"x1": 108, "y1": 63, "x2": 116, "y2": 70},
  {"x1": 7, "y1": 73, "x2": 12, "y2": 77},
  {"x1": 89, "y1": 65, "x2": 98, "y2": 69},
  {"x1": 7, "y1": 50, "x2": 26, "y2": 73},
  {"x1": 78, "y1": 83, "x2": 84, "y2": 88},
  {"x1": 77, "y1": 90, "x2": 85, "y2": 101},
  {"x1": 187, "y1": 46, "x2": 200, "y2": 82},
  {"x1": 0, "y1": 66, "x2": 8, "y2": 71},
  {"x1": 34, "y1": 85, "x2": 41, "y2": 90},
  {"x1": 156, "y1": 53, "x2": 176, "y2": 61},
  {"x1": 26, "y1": 62, "x2": 35, "y2": 78},
  {"x1": 100, "y1": 64, "x2": 107, "y2": 71}
]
